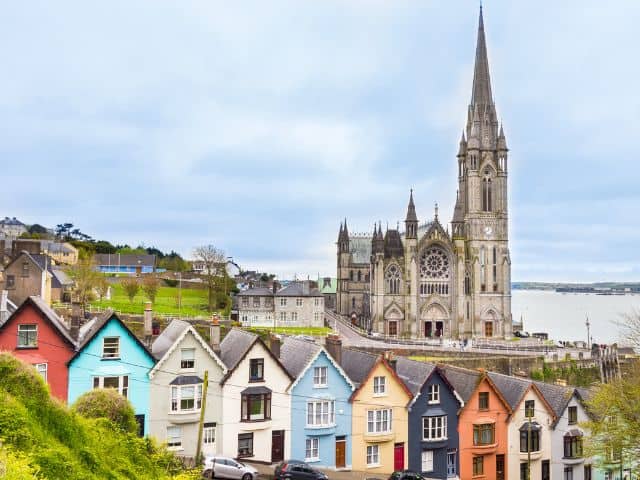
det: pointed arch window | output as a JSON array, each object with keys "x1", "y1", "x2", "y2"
[
  {"x1": 480, "y1": 247, "x2": 486, "y2": 292},
  {"x1": 482, "y1": 169, "x2": 493, "y2": 212},
  {"x1": 349, "y1": 270, "x2": 354, "y2": 281},
  {"x1": 357, "y1": 271, "x2": 362, "y2": 282},
  {"x1": 385, "y1": 265, "x2": 401, "y2": 295},
  {"x1": 464, "y1": 271, "x2": 471, "y2": 296},
  {"x1": 492, "y1": 247, "x2": 498, "y2": 292}
]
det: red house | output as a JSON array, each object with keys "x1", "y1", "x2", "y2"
[{"x1": 0, "y1": 296, "x2": 77, "y2": 401}]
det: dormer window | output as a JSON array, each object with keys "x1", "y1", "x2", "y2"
[
  {"x1": 313, "y1": 366, "x2": 328, "y2": 387},
  {"x1": 102, "y1": 337, "x2": 120, "y2": 359},
  {"x1": 249, "y1": 358, "x2": 264, "y2": 382},
  {"x1": 373, "y1": 376, "x2": 386, "y2": 395},
  {"x1": 180, "y1": 348, "x2": 195, "y2": 369},
  {"x1": 427, "y1": 384, "x2": 440, "y2": 404}
]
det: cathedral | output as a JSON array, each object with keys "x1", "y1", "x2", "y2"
[{"x1": 336, "y1": 7, "x2": 512, "y2": 340}]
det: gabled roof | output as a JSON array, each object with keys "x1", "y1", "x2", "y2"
[
  {"x1": 219, "y1": 328, "x2": 293, "y2": 385},
  {"x1": 339, "y1": 348, "x2": 378, "y2": 386},
  {"x1": 237, "y1": 287, "x2": 273, "y2": 297},
  {"x1": 395, "y1": 356, "x2": 435, "y2": 397},
  {"x1": 439, "y1": 364, "x2": 482, "y2": 403},
  {"x1": 276, "y1": 282, "x2": 322, "y2": 297},
  {"x1": 0, "y1": 296, "x2": 76, "y2": 349},
  {"x1": 533, "y1": 381, "x2": 583, "y2": 427},
  {"x1": 489, "y1": 372, "x2": 557, "y2": 421},
  {"x1": 93, "y1": 253, "x2": 156, "y2": 267},
  {"x1": 68, "y1": 309, "x2": 155, "y2": 365},
  {"x1": 282, "y1": 337, "x2": 355, "y2": 392},
  {"x1": 149, "y1": 320, "x2": 227, "y2": 379},
  {"x1": 350, "y1": 356, "x2": 413, "y2": 403}
]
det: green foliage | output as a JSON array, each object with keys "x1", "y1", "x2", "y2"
[
  {"x1": 529, "y1": 360, "x2": 600, "y2": 387},
  {"x1": 0, "y1": 353, "x2": 188, "y2": 479},
  {"x1": 141, "y1": 275, "x2": 160, "y2": 304},
  {"x1": 72, "y1": 389, "x2": 138, "y2": 434},
  {"x1": 121, "y1": 277, "x2": 140, "y2": 303}
]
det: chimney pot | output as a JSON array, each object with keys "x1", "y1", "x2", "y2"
[
  {"x1": 210, "y1": 319, "x2": 221, "y2": 353},
  {"x1": 325, "y1": 334, "x2": 343, "y2": 366},
  {"x1": 143, "y1": 302, "x2": 153, "y2": 338},
  {"x1": 269, "y1": 334, "x2": 281, "y2": 359}
]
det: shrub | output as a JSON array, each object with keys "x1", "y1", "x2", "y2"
[{"x1": 72, "y1": 389, "x2": 138, "y2": 434}]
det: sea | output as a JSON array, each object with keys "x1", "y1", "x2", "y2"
[{"x1": 512, "y1": 289, "x2": 640, "y2": 344}]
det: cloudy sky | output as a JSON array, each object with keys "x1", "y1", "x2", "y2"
[{"x1": 1, "y1": 1, "x2": 639, "y2": 282}]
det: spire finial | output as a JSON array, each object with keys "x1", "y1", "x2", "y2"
[{"x1": 434, "y1": 202, "x2": 439, "y2": 220}]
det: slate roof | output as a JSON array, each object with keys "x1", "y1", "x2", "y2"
[
  {"x1": 276, "y1": 282, "x2": 322, "y2": 297},
  {"x1": 349, "y1": 237, "x2": 372, "y2": 264},
  {"x1": 532, "y1": 380, "x2": 574, "y2": 422},
  {"x1": 237, "y1": 287, "x2": 273, "y2": 297},
  {"x1": 395, "y1": 356, "x2": 436, "y2": 396},
  {"x1": 439, "y1": 365, "x2": 482, "y2": 403},
  {"x1": 93, "y1": 253, "x2": 156, "y2": 267},
  {"x1": 219, "y1": 328, "x2": 258, "y2": 371},
  {"x1": 279, "y1": 336, "x2": 321, "y2": 378},
  {"x1": 339, "y1": 348, "x2": 378, "y2": 386},
  {"x1": 384, "y1": 229, "x2": 404, "y2": 258},
  {"x1": 151, "y1": 319, "x2": 191, "y2": 360},
  {"x1": 0, "y1": 217, "x2": 25, "y2": 227},
  {"x1": 488, "y1": 371, "x2": 532, "y2": 410},
  {"x1": 51, "y1": 268, "x2": 73, "y2": 286}
]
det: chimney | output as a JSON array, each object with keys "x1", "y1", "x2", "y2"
[
  {"x1": 325, "y1": 334, "x2": 342, "y2": 366},
  {"x1": 210, "y1": 314, "x2": 221, "y2": 353},
  {"x1": 269, "y1": 334, "x2": 281, "y2": 358},
  {"x1": 143, "y1": 302, "x2": 153, "y2": 337},
  {"x1": 70, "y1": 301, "x2": 82, "y2": 340},
  {"x1": 384, "y1": 350, "x2": 397, "y2": 372}
]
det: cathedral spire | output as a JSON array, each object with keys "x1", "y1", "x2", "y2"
[
  {"x1": 471, "y1": 5, "x2": 493, "y2": 107},
  {"x1": 405, "y1": 189, "x2": 418, "y2": 222}
]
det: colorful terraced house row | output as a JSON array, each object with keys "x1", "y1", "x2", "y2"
[{"x1": 0, "y1": 296, "x2": 617, "y2": 480}]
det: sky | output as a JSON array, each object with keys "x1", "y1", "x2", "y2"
[{"x1": 1, "y1": 1, "x2": 639, "y2": 282}]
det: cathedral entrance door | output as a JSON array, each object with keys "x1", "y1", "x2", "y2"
[
  {"x1": 388, "y1": 321, "x2": 397, "y2": 337},
  {"x1": 424, "y1": 322, "x2": 432, "y2": 338},
  {"x1": 435, "y1": 321, "x2": 443, "y2": 337},
  {"x1": 484, "y1": 321, "x2": 493, "y2": 337}
]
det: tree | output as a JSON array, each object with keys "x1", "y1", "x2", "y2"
[
  {"x1": 67, "y1": 256, "x2": 100, "y2": 312},
  {"x1": 615, "y1": 308, "x2": 640, "y2": 351},
  {"x1": 121, "y1": 277, "x2": 140, "y2": 303},
  {"x1": 141, "y1": 275, "x2": 160, "y2": 304},
  {"x1": 72, "y1": 388, "x2": 138, "y2": 434},
  {"x1": 193, "y1": 245, "x2": 227, "y2": 312},
  {"x1": 96, "y1": 276, "x2": 110, "y2": 302},
  {"x1": 28, "y1": 223, "x2": 49, "y2": 235}
]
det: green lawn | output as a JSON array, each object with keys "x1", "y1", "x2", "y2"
[{"x1": 91, "y1": 283, "x2": 212, "y2": 317}]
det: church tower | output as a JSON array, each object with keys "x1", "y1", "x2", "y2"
[{"x1": 453, "y1": 6, "x2": 511, "y2": 338}]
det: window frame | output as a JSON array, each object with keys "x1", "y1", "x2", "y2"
[
  {"x1": 240, "y1": 393, "x2": 271, "y2": 422},
  {"x1": 249, "y1": 358, "x2": 264, "y2": 382},
  {"x1": 203, "y1": 423, "x2": 216, "y2": 445},
  {"x1": 366, "y1": 445, "x2": 380, "y2": 466},
  {"x1": 421, "y1": 450, "x2": 434, "y2": 472},
  {"x1": 93, "y1": 375, "x2": 129, "y2": 398},
  {"x1": 427, "y1": 384, "x2": 440, "y2": 404},
  {"x1": 306, "y1": 400, "x2": 335, "y2": 427},
  {"x1": 568, "y1": 406, "x2": 578, "y2": 425},
  {"x1": 524, "y1": 399, "x2": 535, "y2": 418},
  {"x1": 167, "y1": 425, "x2": 182, "y2": 449},
  {"x1": 35, "y1": 362, "x2": 48, "y2": 382},
  {"x1": 472, "y1": 456, "x2": 484, "y2": 476},
  {"x1": 313, "y1": 366, "x2": 328, "y2": 387},
  {"x1": 102, "y1": 336, "x2": 120, "y2": 359},
  {"x1": 305, "y1": 437, "x2": 320, "y2": 461},
  {"x1": 170, "y1": 384, "x2": 203, "y2": 413},
  {"x1": 422, "y1": 415, "x2": 448, "y2": 441},
  {"x1": 17, "y1": 324, "x2": 38, "y2": 348},
  {"x1": 520, "y1": 428, "x2": 541, "y2": 453},
  {"x1": 563, "y1": 434, "x2": 583, "y2": 459},
  {"x1": 180, "y1": 348, "x2": 195, "y2": 369},
  {"x1": 373, "y1": 376, "x2": 386, "y2": 395},
  {"x1": 366, "y1": 408, "x2": 393, "y2": 434},
  {"x1": 478, "y1": 392, "x2": 489, "y2": 410},
  {"x1": 238, "y1": 432, "x2": 254, "y2": 458},
  {"x1": 473, "y1": 423, "x2": 495, "y2": 446}
]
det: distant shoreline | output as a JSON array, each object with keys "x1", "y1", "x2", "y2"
[{"x1": 513, "y1": 282, "x2": 640, "y2": 294}]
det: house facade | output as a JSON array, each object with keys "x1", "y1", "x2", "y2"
[
  {"x1": 1, "y1": 252, "x2": 53, "y2": 306},
  {"x1": 0, "y1": 296, "x2": 76, "y2": 401},
  {"x1": 67, "y1": 311, "x2": 156, "y2": 436},
  {"x1": 148, "y1": 320, "x2": 227, "y2": 459},
  {"x1": 281, "y1": 336, "x2": 355, "y2": 470},
  {"x1": 0, "y1": 217, "x2": 27, "y2": 238},
  {"x1": 93, "y1": 253, "x2": 156, "y2": 275},
  {"x1": 219, "y1": 329, "x2": 292, "y2": 463},
  {"x1": 398, "y1": 359, "x2": 462, "y2": 479},
  {"x1": 238, "y1": 288, "x2": 274, "y2": 327},
  {"x1": 350, "y1": 356, "x2": 412, "y2": 474}
]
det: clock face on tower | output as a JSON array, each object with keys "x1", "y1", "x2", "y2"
[{"x1": 484, "y1": 226, "x2": 493, "y2": 239}]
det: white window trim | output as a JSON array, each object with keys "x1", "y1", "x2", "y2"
[
  {"x1": 427, "y1": 384, "x2": 440, "y2": 404},
  {"x1": 180, "y1": 348, "x2": 196, "y2": 370},
  {"x1": 167, "y1": 425, "x2": 182, "y2": 450},
  {"x1": 102, "y1": 336, "x2": 120, "y2": 359},
  {"x1": 373, "y1": 376, "x2": 386, "y2": 396},
  {"x1": 170, "y1": 384, "x2": 203, "y2": 413},
  {"x1": 367, "y1": 408, "x2": 393, "y2": 434},
  {"x1": 422, "y1": 415, "x2": 448, "y2": 441},
  {"x1": 366, "y1": 445, "x2": 380, "y2": 467},
  {"x1": 93, "y1": 375, "x2": 129, "y2": 398},
  {"x1": 203, "y1": 425, "x2": 216, "y2": 445},
  {"x1": 305, "y1": 437, "x2": 320, "y2": 462},
  {"x1": 17, "y1": 324, "x2": 38, "y2": 348},
  {"x1": 313, "y1": 366, "x2": 328, "y2": 388},
  {"x1": 306, "y1": 400, "x2": 336, "y2": 428},
  {"x1": 35, "y1": 362, "x2": 48, "y2": 382},
  {"x1": 421, "y1": 450, "x2": 434, "y2": 472}
]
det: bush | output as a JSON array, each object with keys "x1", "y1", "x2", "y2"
[{"x1": 72, "y1": 389, "x2": 138, "y2": 434}]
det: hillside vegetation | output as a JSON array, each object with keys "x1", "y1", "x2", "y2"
[{"x1": 0, "y1": 353, "x2": 197, "y2": 479}]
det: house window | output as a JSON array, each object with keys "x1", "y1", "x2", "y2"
[
  {"x1": 102, "y1": 337, "x2": 120, "y2": 359},
  {"x1": 305, "y1": 438, "x2": 319, "y2": 461},
  {"x1": 478, "y1": 392, "x2": 489, "y2": 410},
  {"x1": 520, "y1": 462, "x2": 529, "y2": 480},
  {"x1": 525, "y1": 399, "x2": 535, "y2": 417},
  {"x1": 167, "y1": 425, "x2": 182, "y2": 449},
  {"x1": 584, "y1": 465, "x2": 592, "y2": 480},
  {"x1": 314, "y1": 312, "x2": 321, "y2": 323},
  {"x1": 35, "y1": 363, "x2": 48, "y2": 382},
  {"x1": 241, "y1": 297, "x2": 249, "y2": 307},
  {"x1": 564, "y1": 434, "x2": 583, "y2": 458},
  {"x1": 180, "y1": 348, "x2": 195, "y2": 369},
  {"x1": 93, "y1": 375, "x2": 129, "y2": 398},
  {"x1": 249, "y1": 358, "x2": 264, "y2": 381},
  {"x1": 520, "y1": 427, "x2": 540, "y2": 452},
  {"x1": 427, "y1": 384, "x2": 440, "y2": 404},
  {"x1": 21, "y1": 262, "x2": 29, "y2": 277},
  {"x1": 542, "y1": 460, "x2": 550, "y2": 480},
  {"x1": 421, "y1": 450, "x2": 434, "y2": 472},
  {"x1": 473, "y1": 423, "x2": 495, "y2": 445},
  {"x1": 568, "y1": 406, "x2": 578, "y2": 425},
  {"x1": 472, "y1": 456, "x2": 483, "y2": 476},
  {"x1": 203, "y1": 423, "x2": 216, "y2": 444},
  {"x1": 367, "y1": 409, "x2": 392, "y2": 434},
  {"x1": 564, "y1": 467, "x2": 574, "y2": 480},
  {"x1": 170, "y1": 384, "x2": 203, "y2": 412},
  {"x1": 241, "y1": 393, "x2": 271, "y2": 421},
  {"x1": 366, "y1": 445, "x2": 379, "y2": 466},
  {"x1": 422, "y1": 415, "x2": 447, "y2": 441},
  {"x1": 313, "y1": 366, "x2": 328, "y2": 387},
  {"x1": 238, "y1": 433, "x2": 253, "y2": 457},
  {"x1": 253, "y1": 297, "x2": 260, "y2": 307},
  {"x1": 291, "y1": 312, "x2": 298, "y2": 322},
  {"x1": 280, "y1": 298, "x2": 287, "y2": 306},
  {"x1": 17, "y1": 324, "x2": 37, "y2": 348},
  {"x1": 6, "y1": 275, "x2": 15, "y2": 289},
  {"x1": 296, "y1": 298, "x2": 303, "y2": 307},
  {"x1": 280, "y1": 311, "x2": 287, "y2": 323},
  {"x1": 373, "y1": 376, "x2": 386, "y2": 395},
  {"x1": 314, "y1": 298, "x2": 321, "y2": 306},
  {"x1": 307, "y1": 400, "x2": 335, "y2": 427}
]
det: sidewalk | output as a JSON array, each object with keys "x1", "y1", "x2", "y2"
[{"x1": 245, "y1": 462, "x2": 374, "y2": 480}]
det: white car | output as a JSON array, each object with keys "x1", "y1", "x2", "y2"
[{"x1": 203, "y1": 456, "x2": 259, "y2": 480}]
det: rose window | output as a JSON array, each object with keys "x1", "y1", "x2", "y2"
[{"x1": 419, "y1": 248, "x2": 450, "y2": 280}]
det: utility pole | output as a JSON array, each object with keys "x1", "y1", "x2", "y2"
[{"x1": 195, "y1": 370, "x2": 209, "y2": 462}]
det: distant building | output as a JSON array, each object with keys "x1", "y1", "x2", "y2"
[
  {"x1": 0, "y1": 217, "x2": 27, "y2": 238},
  {"x1": 93, "y1": 253, "x2": 156, "y2": 275},
  {"x1": 238, "y1": 281, "x2": 325, "y2": 328},
  {"x1": 318, "y1": 277, "x2": 337, "y2": 311},
  {"x1": 12, "y1": 239, "x2": 79, "y2": 265}
]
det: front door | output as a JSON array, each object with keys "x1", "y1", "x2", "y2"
[
  {"x1": 435, "y1": 321, "x2": 443, "y2": 337},
  {"x1": 335, "y1": 437, "x2": 346, "y2": 469},
  {"x1": 388, "y1": 321, "x2": 397, "y2": 337},
  {"x1": 496, "y1": 454, "x2": 505, "y2": 480},
  {"x1": 271, "y1": 430, "x2": 284, "y2": 463},
  {"x1": 485, "y1": 321, "x2": 493, "y2": 337},
  {"x1": 447, "y1": 451, "x2": 456, "y2": 477},
  {"x1": 394, "y1": 443, "x2": 404, "y2": 471},
  {"x1": 424, "y1": 321, "x2": 432, "y2": 337}
]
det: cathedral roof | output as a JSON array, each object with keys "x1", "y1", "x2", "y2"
[
  {"x1": 349, "y1": 236, "x2": 372, "y2": 264},
  {"x1": 384, "y1": 229, "x2": 404, "y2": 258}
]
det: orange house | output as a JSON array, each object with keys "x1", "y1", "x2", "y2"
[{"x1": 441, "y1": 366, "x2": 511, "y2": 480}]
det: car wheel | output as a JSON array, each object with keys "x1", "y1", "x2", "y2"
[{"x1": 242, "y1": 474, "x2": 252, "y2": 480}]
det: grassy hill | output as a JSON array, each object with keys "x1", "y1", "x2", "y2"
[{"x1": 0, "y1": 353, "x2": 197, "y2": 480}]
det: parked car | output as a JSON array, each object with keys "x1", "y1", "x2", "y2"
[
  {"x1": 274, "y1": 460, "x2": 328, "y2": 480},
  {"x1": 388, "y1": 471, "x2": 426, "y2": 480},
  {"x1": 202, "y1": 456, "x2": 259, "y2": 480},
  {"x1": 514, "y1": 330, "x2": 531, "y2": 338}
]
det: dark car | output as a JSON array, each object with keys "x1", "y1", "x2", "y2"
[
  {"x1": 274, "y1": 460, "x2": 328, "y2": 480},
  {"x1": 388, "y1": 470, "x2": 426, "y2": 480}
]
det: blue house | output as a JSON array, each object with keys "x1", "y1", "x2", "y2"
[
  {"x1": 396, "y1": 358, "x2": 463, "y2": 479},
  {"x1": 67, "y1": 310, "x2": 156, "y2": 436},
  {"x1": 280, "y1": 335, "x2": 355, "y2": 470}
]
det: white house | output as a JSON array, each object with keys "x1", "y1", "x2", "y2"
[
  {"x1": 148, "y1": 320, "x2": 227, "y2": 459},
  {"x1": 219, "y1": 329, "x2": 292, "y2": 463}
]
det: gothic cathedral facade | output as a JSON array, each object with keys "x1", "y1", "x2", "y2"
[{"x1": 336, "y1": 8, "x2": 513, "y2": 339}]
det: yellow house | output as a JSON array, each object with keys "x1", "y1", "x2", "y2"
[{"x1": 351, "y1": 356, "x2": 413, "y2": 474}]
